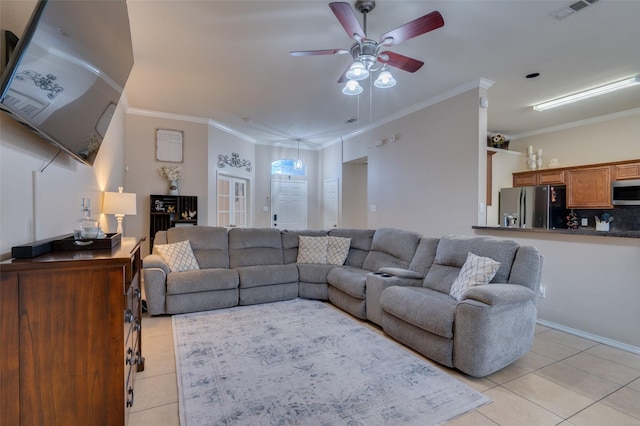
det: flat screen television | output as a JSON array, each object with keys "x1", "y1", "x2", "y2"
[{"x1": 0, "y1": 0, "x2": 134, "y2": 166}]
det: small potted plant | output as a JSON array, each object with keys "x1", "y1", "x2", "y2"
[{"x1": 488, "y1": 133, "x2": 510, "y2": 150}]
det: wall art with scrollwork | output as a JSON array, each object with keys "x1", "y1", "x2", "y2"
[{"x1": 218, "y1": 152, "x2": 252, "y2": 172}]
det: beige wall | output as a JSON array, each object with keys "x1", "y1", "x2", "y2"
[
  {"x1": 343, "y1": 88, "x2": 485, "y2": 236},
  {"x1": 124, "y1": 114, "x2": 209, "y2": 254},
  {"x1": 482, "y1": 113, "x2": 640, "y2": 349}
]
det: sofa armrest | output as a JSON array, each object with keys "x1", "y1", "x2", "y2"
[
  {"x1": 461, "y1": 283, "x2": 536, "y2": 306},
  {"x1": 377, "y1": 267, "x2": 424, "y2": 280},
  {"x1": 143, "y1": 253, "x2": 170, "y2": 275},
  {"x1": 142, "y1": 254, "x2": 170, "y2": 315}
]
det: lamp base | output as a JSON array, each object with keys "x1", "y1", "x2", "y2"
[{"x1": 115, "y1": 214, "x2": 124, "y2": 235}]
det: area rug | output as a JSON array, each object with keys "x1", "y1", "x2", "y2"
[{"x1": 172, "y1": 299, "x2": 490, "y2": 425}]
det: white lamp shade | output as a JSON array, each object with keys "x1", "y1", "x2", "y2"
[
  {"x1": 345, "y1": 61, "x2": 369, "y2": 81},
  {"x1": 103, "y1": 191, "x2": 137, "y2": 215},
  {"x1": 342, "y1": 79, "x2": 363, "y2": 95},
  {"x1": 374, "y1": 70, "x2": 396, "y2": 88}
]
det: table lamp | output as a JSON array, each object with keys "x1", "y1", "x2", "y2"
[{"x1": 103, "y1": 187, "x2": 137, "y2": 235}]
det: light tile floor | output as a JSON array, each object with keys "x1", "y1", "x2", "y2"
[{"x1": 129, "y1": 306, "x2": 640, "y2": 426}]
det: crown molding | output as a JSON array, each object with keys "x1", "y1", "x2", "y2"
[
  {"x1": 511, "y1": 107, "x2": 640, "y2": 140},
  {"x1": 125, "y1": 106, "x2": 256, "y2": 143},
  {"x1": 340, "y1": 78, "x2": 495, "y2": 143}
]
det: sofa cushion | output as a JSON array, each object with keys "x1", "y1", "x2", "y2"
[
  {"x1": 326, "y1": 236, "x2": 351, "y2": 265},
  {"x1": 155, "y1": 240, "x2": 200, "y2": 272},
  {"x1": 424, "y1": 235, "x2": 519, "y2": 294},
  {"x1": 328, "y1": 229, "x2": 375, "y2": 268},
  {"x1": 362, "y1": 228, "x2": 421, "y2": 272},
  {"x1": 166, "y1": 268, "x2": 238, "y2": 295},
  {"x1": 449, "y1": 253, "x2": 501, "y2": 301},
  {"x1": 297, "y1": 236, "x2": 329, "y2": 264},
  {"x1": 281, "y1": 230, "x2": 329, "y2": 264},
  {"x1": 326, "y1": 267, "x2": 370, "y2": 299},
  {"x1": 380, "y1": 286, "x2": 457, "y2": 339},
  {"x1": 236, "y1": 264, "x2": 299, "y2": 289},
  {"x1": 229, "y1": 228, "x2": 284, "y2": 268},
  {"x1": 166, "y1": 226, "x2": 229, "y2": 269}
]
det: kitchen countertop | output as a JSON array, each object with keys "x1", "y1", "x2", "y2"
[{"x1": 472, "y1": 226, "x2": 640, "y2": 239}]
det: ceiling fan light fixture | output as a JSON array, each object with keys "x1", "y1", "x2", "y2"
[
  {"x1": 345, "y1": 61, "x2": 369, "y2": 80},
  {"x1": 374, "y1": 69, "x2": 396, "y2": 88},
  {"x1": 533, "y1": 74, "x2": 640, "y2": 111},
  {"x1": 342, "y1": 79, "x2": 363, "y2": 95}
]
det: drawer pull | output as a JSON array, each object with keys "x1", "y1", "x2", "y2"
[
  {"x1": 124, "y1": 309, "x2": 134, "y2": 323},
  {"x1": 126, "y1": 387, "x2": 134, "y2": 407}
]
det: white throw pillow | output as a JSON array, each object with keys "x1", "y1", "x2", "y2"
[
  {"x1": 449, "y1": 252, "x2": 501, "y2": 302},
  {"x1": 326, "y1": 236, "x2": 351, "y2": 265},
  {"x1": 297, "y1": 236, "x2": 328, "y2": 264},
  {"x1": 155, "y1": 240, "x2": 200, "y2": 272}
]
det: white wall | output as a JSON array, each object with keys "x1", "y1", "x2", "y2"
[
  {"x1": 342, "y1": 162, "x2": 368, "y2": 229},
  {"x1": 0, "y1": 104, "x2": 127, "y2": 257}
]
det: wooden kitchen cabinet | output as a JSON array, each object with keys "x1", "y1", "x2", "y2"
[
  {"x1": 614, "y1": 162, "x2": 640, "y2": 180},
  {"x1": 513, "y1": 171, "x2": 538, "y2": 187},
  {"x1": 0, "y1": 238, "x2": 144, "y2": 426},
  {"x1": 567, "y1": 166, "x2": 612, "y2": 208},
  {"x1": 539, "y1": 169, "x2": 566, "y2": 185}
]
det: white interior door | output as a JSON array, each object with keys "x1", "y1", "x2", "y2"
[
  {"x1": 324, "y1": 179, "x2": 338, "y2": 229},
  {"x1": 217, "y1": 175, "x2": 248, "y2": 228},
  {"x1": 271, "y1": 180, "x2": 307, "y2": 230}
]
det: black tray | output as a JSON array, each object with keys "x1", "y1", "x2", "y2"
[{"x1": 52, "y1": 233, "x2": 121, "y2": 251}]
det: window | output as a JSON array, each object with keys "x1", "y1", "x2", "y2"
[{"x1": 271, "y1": 159, "x2": 306, "y2": 176}]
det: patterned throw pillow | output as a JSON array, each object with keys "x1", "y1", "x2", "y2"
[
  {"x1": 326, "y1": 236, "x2": 351, "y2": 265},
  {"x1": 297, "y1": 236, "x2": 328, "y2": 264},
  {"x1": 449, "y1": 252, "x2": 501, "y2": 302},
  {"x1": 155, "y1": 240, "x2": 200, "y2": 272}
]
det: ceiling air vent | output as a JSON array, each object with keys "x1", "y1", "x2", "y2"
[{"x1": 550, "y1": 0, "x2": 599, "y2": 20}]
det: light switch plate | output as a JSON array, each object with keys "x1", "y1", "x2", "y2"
[{"x1": 581, "y1": 218, "x2": 588, "y2": 226}]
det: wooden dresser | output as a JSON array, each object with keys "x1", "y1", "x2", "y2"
[{"x1": 0, "y1": 237, "x2": 145, "y2": 426}]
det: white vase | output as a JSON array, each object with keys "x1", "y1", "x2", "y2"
[{"x1": 168, "y1": 179, "x2": 179, "y2": 195}]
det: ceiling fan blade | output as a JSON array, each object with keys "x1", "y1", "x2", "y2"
[
  {"x1": 379, "y1": 11, "x2": 444, "y2": 46},
  {"x1": 290, "y1": 49, "x2": 349, "y2": 57},
  {"x1": 379, "y1": 51, "x2": 424, "y2": 73},
  {"x1": 329, "y1": 2, "x2": 365, "y2": 40}
]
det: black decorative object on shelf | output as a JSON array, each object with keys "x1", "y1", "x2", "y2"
[
  {"x1": 218, "y1": 152, "x2": 252, "y2": 172},
  {"x1": 149, "y1": 195, "x2": 198, "y2": 252}
]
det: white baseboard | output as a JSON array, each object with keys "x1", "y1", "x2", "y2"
[{"x1": 536, "y1": 319, "x2": 640, "y2": 355}]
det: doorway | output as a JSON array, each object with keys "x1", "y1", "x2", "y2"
[
  {"x1": 270, "y1": 180, "x2": 307, "y2": 230},
  {"x1": 217, "y1": 175, "x2": 248, "y2": 228}
]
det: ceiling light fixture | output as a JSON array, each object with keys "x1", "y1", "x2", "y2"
[
  {"x1": 342, "y1": 79, "x2": 363, "y2": 96},
  {"x1": 345, "y1": 61, "x2": 369, "y2": 81},
  {"x1": 374, "y1": 67, "x2": 396, "y2": 88},
  {"x1": 294, "y1": 139, "x2": 303, "y2": 170},
  {"x1": 533, "y1": 75, "x2": 640, "y2": 111}
]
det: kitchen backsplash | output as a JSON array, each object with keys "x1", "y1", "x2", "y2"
[{"x1": 572, "y1": 205, "x2": 640, "y2": 231}]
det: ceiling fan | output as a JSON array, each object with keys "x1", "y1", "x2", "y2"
[{"x1": 290, "y1": 1, "x2": 444, "y2": 94}]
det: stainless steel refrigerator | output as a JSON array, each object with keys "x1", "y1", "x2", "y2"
[{"x1": 499, "y1": 185, "x2": 569, "y2": 229}]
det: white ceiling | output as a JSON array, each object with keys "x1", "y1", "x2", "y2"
[{"x1": 123, "y1": 1, "x2": 640, "y2": 148}]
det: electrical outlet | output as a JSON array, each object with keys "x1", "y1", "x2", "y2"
[{"x1": 539, "y1": 286, "x2": 546, "y2": 298}]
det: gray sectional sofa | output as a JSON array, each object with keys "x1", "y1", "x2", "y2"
[{"x1": 143, "y1": 226, "x2": 543, "y2": 377}]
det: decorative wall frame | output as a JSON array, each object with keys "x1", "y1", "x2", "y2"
[{"x1": 156, "y1": 128, "x2": 183, "y2": 162}]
